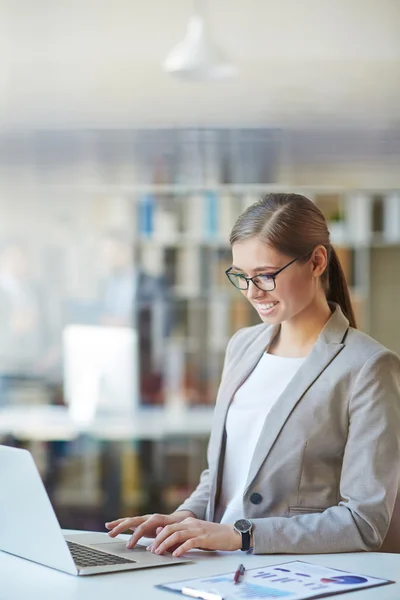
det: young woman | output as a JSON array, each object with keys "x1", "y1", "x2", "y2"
[{"x1": 106, "y1": 193, "x2": 400, "y2": 556}]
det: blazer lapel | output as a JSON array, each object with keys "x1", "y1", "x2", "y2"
[
  {"x1": 244, "y1": 304, "x2": 349, "y2": 495},
  {"x1": 208, "y1": 323, "x2": 279, "y2": 520}
]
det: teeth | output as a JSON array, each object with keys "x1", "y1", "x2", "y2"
[{"x1": 258, "y1": 302, "x2": 277, "y2": 310}]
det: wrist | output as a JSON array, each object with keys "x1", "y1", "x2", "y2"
[
  {"x1": 233, "y1": 518, "x2": 253, "y2": 551},
  {"x1": 232, "y1": 528, "x2": 242, "y2": 551},
  {"x1": 171, "y1": 510, "x2": 196, "y2": 522}
]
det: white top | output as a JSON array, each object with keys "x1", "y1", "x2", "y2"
[{"x1": 216, "y1": 352, "x2": 305, "y2": 524}]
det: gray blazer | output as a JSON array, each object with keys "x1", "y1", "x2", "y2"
[{"x1": 177, "y1": 304, "x2": 400, "y2": 554}]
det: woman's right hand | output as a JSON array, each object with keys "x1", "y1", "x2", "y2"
[{"x1": 105, "y1": 510, "x2": 195, "y2": 549}]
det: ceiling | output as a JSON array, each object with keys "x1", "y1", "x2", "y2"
[{"x1": 1, "y1": 0, "x2": 399, "y2": 129}]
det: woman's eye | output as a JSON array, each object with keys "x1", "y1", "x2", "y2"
[{"x1": 257, "y1": 274, "x2": 273, "y2": 281}]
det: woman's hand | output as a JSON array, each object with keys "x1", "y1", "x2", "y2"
[
  {"x1": 147, "y1": 517, "x2": 241, "y2": 557},
  {"x1": 105, "y1": 511, "x2": 195, "y2": 549}
]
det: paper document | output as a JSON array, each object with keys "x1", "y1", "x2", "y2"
[{"x1": 157, "y1": 559, "x2": 393, "y2": 600}]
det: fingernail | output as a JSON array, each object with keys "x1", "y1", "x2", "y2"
[{"x1": 173, "y1": 551, "x2": 178, "y2": 557}]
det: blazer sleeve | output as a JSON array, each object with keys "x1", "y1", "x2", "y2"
[
  {"x1": 173, "y1": 329, "x2": 241, "y2": 519},
  {"x1": 250, "y1": 348, "x2": 400, "y2": 554}
]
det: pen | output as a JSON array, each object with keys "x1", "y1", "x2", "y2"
[
  {"x1": 233, "y1": 563, "x2": 245, "y2": 584},
  {"x1": 181, "y1": 586, "x2": 223, "y2": 600}
]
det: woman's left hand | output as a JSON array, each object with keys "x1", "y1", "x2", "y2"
[{"x1": 147, "y1": 517, "x2": 241, "y2": 557}]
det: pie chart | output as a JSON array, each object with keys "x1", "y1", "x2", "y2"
[{"x1": 320, "y1": 576, "x2": 368, "y2": 584}]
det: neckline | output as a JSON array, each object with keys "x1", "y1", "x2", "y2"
[{"x1": 263, "y1": 352, "x2": 306, "y2": 361}]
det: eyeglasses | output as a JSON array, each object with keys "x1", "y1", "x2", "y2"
[{"x1": 225, "y1": 254, "x2": 309, "y2": 292}]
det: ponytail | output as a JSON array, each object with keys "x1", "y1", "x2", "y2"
[{"x1": 326, "y1": 246, "x2": 357, "y2": 328}]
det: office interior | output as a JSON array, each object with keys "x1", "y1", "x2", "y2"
[{"x1": 0, "y1": 0, "x2": 399, "y2": 533}]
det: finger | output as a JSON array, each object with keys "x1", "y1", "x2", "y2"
[
  {"x1": 156, "y1": 526, "x2": 163, "y2": 535},
  {"x1": 152, "y1": 522, "x2": 188, "y2": 551},
  {"x1": 147, "y1": 541, "x2": 181, "y2": 554},
  {"x1": 155, "y1": 531, "x2": 194, "y2": 555},
  {"x1": 108, "y1": 516, "x2": 148, "y2": 538},
  {"x1": 105, "y1": 517, "x2": 130, "y2": 529},
  {"x1": 126, "y1": 515, "x2": 172, "y2": 548},
  {"x1": 107, "y1": 519, "x2": 137, "y2": 537},
  {"x1": 172, "y1": 537, "x2": 199, "y2": 557},
  {"x1": 105, "y1": 516, "x2": 145, "y2": 531},
  {"x1": 126, "y1": 523, "x2": 148, "y2": 548}
]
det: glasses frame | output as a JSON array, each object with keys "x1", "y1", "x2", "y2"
[{"x1": 225, "y1": 252, "x2": 312, "y2": 292}]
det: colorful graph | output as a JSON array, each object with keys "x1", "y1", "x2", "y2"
[
  {"x1": 189, "y1": 577, "x2": 294, "y2": 598},
  {"x1": 320, "y1": 575, "x2": 368, "y2": 584},
  {"x1": 234, "y1": 583, "x2": 293, "y2": 598}
]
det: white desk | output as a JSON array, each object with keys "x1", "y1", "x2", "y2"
[
  {"x1": 0, "y1": 533, "x2": 399, "y2": 600},
  {"x1": 0, "y1": 405, "x2": 214, "y2": 441},
  {"x1": 0, "y1": 405, "x2": 213, "y2": 516}
]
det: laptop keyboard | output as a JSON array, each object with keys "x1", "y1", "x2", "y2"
[{"x1": 67, "y1": 540, "x2": 136, "y2": 568}]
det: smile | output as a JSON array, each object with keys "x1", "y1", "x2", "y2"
[{"x1": 255, "y1": 301, "x2": 279, "y2": 315}]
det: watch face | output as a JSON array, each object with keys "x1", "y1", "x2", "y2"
[{"x1": 234, "y1": 519, "x2": 252, "y2": 533}]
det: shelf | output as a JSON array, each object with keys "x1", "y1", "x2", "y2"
[
  {"x1": 137, "y1": 235, "x2": 231, "y2": 248},
  {"x1": 4, "y1": 181, "x2": 400, "y2": 195}
]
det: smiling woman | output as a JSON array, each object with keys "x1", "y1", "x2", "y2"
[
  {"x1": 228, "y1": 193, "x2": 356, "y2": 331},
  {"x1": 106, "y1": 193, "x2": 400, "y2": 557}
]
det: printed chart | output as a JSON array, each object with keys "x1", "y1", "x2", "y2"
[{"x1": 157, "y1": 560, "x2": 393, "y2": 600}]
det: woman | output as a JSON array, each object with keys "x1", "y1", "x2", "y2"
[{"x1": 106, "y1": 193, "x2": 400, "y2": 556}]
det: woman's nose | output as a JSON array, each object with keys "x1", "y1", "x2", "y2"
[{"x1": 246, "y1": 280, "x2": 264, "y2": 300}]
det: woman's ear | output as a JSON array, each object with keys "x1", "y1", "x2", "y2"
[{"x1": 311, "y1": 245, "x2": 328, "y2": 277}]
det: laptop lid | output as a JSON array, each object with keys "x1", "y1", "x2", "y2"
[{"x1": 0, "y1": 445, "x2": 77, "y2": 575}]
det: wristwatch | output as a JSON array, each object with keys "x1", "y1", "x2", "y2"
[{"x1": 233, "y1": 518, "x2": 253, "y2": 551}]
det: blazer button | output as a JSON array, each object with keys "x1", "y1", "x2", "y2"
[{"x1": 250, "y1": 492, "x2": 262, "y2": 505}]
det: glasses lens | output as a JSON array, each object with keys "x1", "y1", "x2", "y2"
[
  {"x1": 254, "y1": 275, "x2": 275, "y2": 291},
  {"x1": 227, "y1": 273, "x2": 248, "y2": 290}
]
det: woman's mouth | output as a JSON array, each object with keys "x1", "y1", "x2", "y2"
[{"x1": 255, "y1": 301, "x2": 279, "y2": 316}]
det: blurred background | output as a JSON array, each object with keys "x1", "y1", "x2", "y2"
[{"x1": 0, "y1": 0, "x2": 399, "y2": 530}]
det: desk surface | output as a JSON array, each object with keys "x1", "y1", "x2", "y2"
[
  {"x1": 0, "y1": 405, "x2": 214, "y2": 441},
  {"x1": 1, "y1": 532, "x2": 399, "y2": 600}
]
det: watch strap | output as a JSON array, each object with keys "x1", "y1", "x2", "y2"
[{"x1": 240, "y1": 530, "x2": 251, "y2": 551}]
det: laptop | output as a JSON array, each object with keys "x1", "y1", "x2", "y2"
[{"x1": 0, "y1": 445, "x2": 192, "y2": 575}]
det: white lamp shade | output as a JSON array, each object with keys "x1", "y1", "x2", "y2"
[{"x1": 163, "y1": 14, "x2": 237, "y2": 81}]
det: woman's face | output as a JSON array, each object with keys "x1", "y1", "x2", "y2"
[{"x1": 231, "y1": 238, "x2": 325, "y2": 325}]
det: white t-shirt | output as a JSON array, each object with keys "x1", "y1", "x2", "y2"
[{"x1": 215, "y1": 352, "x2": 305, "y2": 524}]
